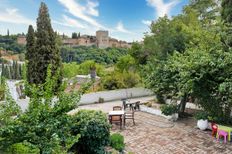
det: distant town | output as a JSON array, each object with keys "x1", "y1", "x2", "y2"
[{"x1": 17, "y1": 30, "x2": 132, "y2": 49}]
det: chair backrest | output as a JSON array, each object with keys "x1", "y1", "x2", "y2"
[
  {"x1": 122, "y1": 100, "x2": 126, "y2": 108},
  {"x1": 113, "y1": 106, "x2": 122, "y2": 111},
  {"x1": 135, "y1": 101, "x2": 140, "y2": 105},
  {"x1": 211, "y1": 123, "x2": 218, "y2": 130}
]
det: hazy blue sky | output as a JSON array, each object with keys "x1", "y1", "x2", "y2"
[{"x1": 0, "y1": 0, "x2": 189, "y2": 42}]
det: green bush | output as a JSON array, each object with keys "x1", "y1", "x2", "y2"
[
  {"x1": 160, "y1": 104, "x2": 178, "y2": 116},
  {"x1": 195, "y1": 111, "x2": 208, "y2": 120},
  {"x1": 0, "y1": 84, "x2": 5, "y2": 101},
  {"x1": 6, "y1": 143, "x2": 39, "y2": 154},
  {"x1": 145, "y1": 102, "x2": 152, "y2": 107},
  {"x1": 77, "y1": 60, "x2": 105, "y2": 77},
  {"x1": 70, "y1": 110, "x2": 111, "y2": 154},
  {"x1": 98, "y1": 97, "x2": 104, "y2": 103},
  {"x1": 101, "y1": 71, "x2": 140, "y2": 90},
  {"x1": 110, "y1": 133, "x2": 125, "y2": 151}
]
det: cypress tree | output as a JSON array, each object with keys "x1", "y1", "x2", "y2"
[
  {"x1": 9, "y1": 66, "x2": 13, "y2": 79},
  {"x1": 72, "y1": 32, "x2": 78, "y2": 39},
  {"x1": 12, "y1": 61, "x2": 16, "y2": 79},
  {"x1": 5, "y1": 66, "x2": 9, "y2": 79},
  {"x1": 34, "y1": 2, "x2": 62, "y2": 89},
  {"x1": 15, "y1": 61, "x2": 20, "y2": 80},
  {"x1": 19, "y1": 64, "x2": 22, "y2": 79},
  {"x1": 1, "y1": 63, "x2": 4, "y2": 77},
  {"x1": 7, "y1": 29, "x2": 9, "y2": 37},
  {"x1": 26, "y1": 25, "x2": 36, "y2": 83}
]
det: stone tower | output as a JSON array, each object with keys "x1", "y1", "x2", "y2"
[{"x1": 96, "y1": 30, "x2": 109, "y2": 48}]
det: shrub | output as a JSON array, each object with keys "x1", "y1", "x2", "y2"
[
  {"x1": 145, "y1": 102, "x2": 152, "y2": 107},
  {"x1": 0, "y1": 84, "x2": 5, "y2": 101},
  {"x1": 99, "y1": 97, "x2": 104, "y2": 103},
  {"x1": 195, "y1": 111, "x2": 208, "y2": 120},
  {"x1": 6, "y1": 143, "x2": 39, "y2": 154},
  {"x1": 110, "y1": 133, "x2": 125, "y2": 151},
  {"x1": 70, "y1": 110, "x2": 111, "y2": 154},
  {"x1": 101, "y1": 71, "x2": 140, "y2": 90},
  {"x1": 160, "y1": 104, "x2": 178, "y2": 116}
]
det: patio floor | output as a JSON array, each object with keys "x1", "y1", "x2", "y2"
[
  {"x1": 113, "y1": 112, "x2": 232, "y2": 154},
  {"x1": 74, "y1": 98, "x2": 232, "y2": 154}
]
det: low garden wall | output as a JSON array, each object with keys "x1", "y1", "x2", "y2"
[
  {"x1": 140, "y1": 105, "x2": 171, "y2": 119},
  {"x1": 79, "y1": 87, "x2": 153, "y2": 105}
]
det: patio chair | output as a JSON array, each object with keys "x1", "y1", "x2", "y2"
[
  {"x1": 134, "y1": 101, "x2": 141, "y2": 111},
  {"x1": 211, "y1": 123, "x2": 218, "y2": 137},
  {"x1": 122, "y1": 99, "x2": 129, "y2": 110},
  {"x1": 217, "y1": 130, "x2": 228, "y2": 143},
  {"x1": 124, "y1": 108, "x2": 135, "y2": 126},
  {"x1": 109, "y1": 115, "x2": 123, "y2": 129},
  {"x1": 113, "y1": 106, "x2": 122, "y2": 111}
]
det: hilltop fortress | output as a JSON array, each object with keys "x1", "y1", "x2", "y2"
[{"x1": 17, "y1": 30, "x2": 131, "y2": 48}]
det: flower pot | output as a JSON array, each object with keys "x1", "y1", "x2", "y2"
[
  {"x1": 197, "y1": 119, "x2": 208, "y2": 130},
  {"x1": 172, "y1": 113, "x2": 178, "y2": 121},
  {"x1": 166, "y1": 113, "x2": 178, "y2": 121}
]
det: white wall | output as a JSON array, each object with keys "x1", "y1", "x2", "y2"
[{"x1": 79, "y1": 88, "x2": 153, "y2": 105}]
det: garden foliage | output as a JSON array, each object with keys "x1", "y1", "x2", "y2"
[
  {"x1": 70, "y1": 110, "x2": 111, "y2": 154},
  {"x1": 142, "y1": 0, "x2": 232, "y2": 124}
]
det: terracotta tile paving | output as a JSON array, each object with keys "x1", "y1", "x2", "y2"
[
  {"x1": 77, "y1": 100, "x2": 232, "y2": 153},
  {"x1": 112, "y1": 112, "x2": 232, "y2": 154}
]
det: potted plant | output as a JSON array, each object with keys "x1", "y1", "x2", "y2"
[
  {"x1": 195, "y1": 111, "x2": 208, "y2": 130},
  {"x1": 160, "y1": 104, "x2": 179, "y2": 121}
]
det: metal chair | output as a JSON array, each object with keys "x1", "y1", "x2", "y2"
[
  {"x1": 124, "y1": 108, "x2": 135, "y2": 126},
  {"x1": 134, "y1": 101, "x2": 141, "y2": 111},
  {"x1": 122, "y1": 99, "x2": 129, "y2": 110}
]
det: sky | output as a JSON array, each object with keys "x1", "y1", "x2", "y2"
[{"x1": 0, "y1": 0, "x2": 189, "y2": 42}]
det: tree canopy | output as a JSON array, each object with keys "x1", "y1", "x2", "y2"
[{"x1": 142, "y1": 0, "x2": 232, "y2": 124}]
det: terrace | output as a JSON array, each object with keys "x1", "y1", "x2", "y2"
[{"x1": 76, "y1": 99, "x2": 232, "y2": 154}]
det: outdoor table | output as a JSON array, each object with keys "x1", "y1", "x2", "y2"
[
  {"x1": 108, "y1": 110, "x2": 124, "y2": 129},
  {"x1": 126, "y1": 101, "x2": 136, "y2": 105},
  {"x1": 108, "y1": 110, "x2": 125, "y2": 116},
  {"x1": 126, "y1": 101, "x2": 140, "y2": 110},
  {"x1": 217, "y1": 125, "x2": 232, "y2": 141}
]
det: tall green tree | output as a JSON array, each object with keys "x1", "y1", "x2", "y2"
[
  {"x1": 144, "y1": 15, "x2": 188, "y2": 61},
  {"x1": 187, "y1": 0, "x2": 221, "y2": 27},
  {"x1": 72, "y1": 32, "x2": 78, "y2": 39},
  {"x1": 129, "y1": 42, "x2": 148, "y2": 65},
  {"x1": 144, "y1": 0, "x2": 223, "y2": 114},
  {"x1": 1, "y1": 62, "x2": 5, "y2": 77},
  {"x1": 27, "y1": 2, "x2": 62, "y2": 91},
  {"x1": 26, "y1": 25, "x2": 36, "y2": 84}
]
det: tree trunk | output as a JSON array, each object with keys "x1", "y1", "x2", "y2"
[
  {"x1": 179, "y1": 93, "x2": 187, "y2": 114},
  {"x1": 225, "y1": 104, "x2": 231, "y2": 123},
  {"x1": 39, "y1": 148, "x2": 43, "y2": 154}
]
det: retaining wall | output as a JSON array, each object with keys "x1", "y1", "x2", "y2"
[{"x1": 79, "y1": 87, "x2": 153, "y2": 105}]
